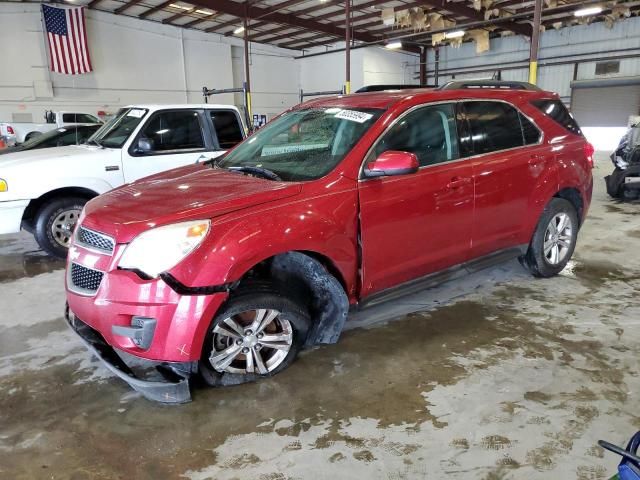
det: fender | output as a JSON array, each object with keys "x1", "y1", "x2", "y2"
[
  {"x1": 519, "y1": 153, "x2": 561, "y2": 244},
  {"x1": 169, "y1": 187, "x2": 360, "y2": 301}
]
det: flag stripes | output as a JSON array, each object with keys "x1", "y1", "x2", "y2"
[{"x1": 42, "y1": 5, "x2": 93, "y2": 75}]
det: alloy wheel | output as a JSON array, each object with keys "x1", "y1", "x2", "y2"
[
  {"x1": 543, "y1": 212, "x2": 573, "y2": 265},
  {"x1": 51, "y1": 208, "x2": 82, "y2": 248},
  {"x1": 209, "y1": 309, "x2": 293, "y2": 375}
]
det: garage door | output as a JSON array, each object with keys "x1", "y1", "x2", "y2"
[{"x1": 570, "y1": 79, "x2": 640, "y2": 127}]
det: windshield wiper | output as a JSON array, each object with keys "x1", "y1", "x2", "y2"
[
  {"x1": 204, "y1": 154, "x2": 226, "y2": 168},
  {"x1": 228, "y1": 166, "x2": 282, "y2": 181}
]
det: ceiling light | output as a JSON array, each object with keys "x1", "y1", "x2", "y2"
[
  {"x1": 445, "y1": 30, "x2": 465, "y2": 39},
  {"x1": 195, "y1": 9, "x2": 213, "y2": 15},
  {"x1": 169, "y1": 3, "x2": 192, "y2": 10},
  {"x1": 233, "y1": 25, "x2": 245, "y2": 34},
  {"x1": 574, "y1": 6, "x2": 602, "y2": 16},
  {"x1": 385, "y1": 40, "x2": 402, "y2": 49}
]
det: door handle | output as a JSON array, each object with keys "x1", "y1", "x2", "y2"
[
  {"x1": 105, "y1": 165, "x2": 120, "y2": 171},
  {"x1": 447, "y1": 176, "x2": 472, "y2": 189}
]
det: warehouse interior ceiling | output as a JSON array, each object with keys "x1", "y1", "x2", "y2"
[{"x1": 36, "y1": 0, "x2": 640, "y2": 52}]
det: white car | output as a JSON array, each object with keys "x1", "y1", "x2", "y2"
[
  {"x1": 0, "y1": 110, "x2": 103, "y2": 144},
  {"x1": 0, "y1": 104, "x2": 247, "y2": 257}
]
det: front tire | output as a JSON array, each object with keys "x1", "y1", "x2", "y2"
[
  {"x1": 199, "y1": 288, "x2": 310, "y2": 387},
  {"x1": 34, "y1": 197, "x2": 86, "y2": 258},
  {"x1": 521, "y1": 198, "x2": 579, "y2": 278}
]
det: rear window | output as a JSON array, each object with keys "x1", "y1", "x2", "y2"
[
  {"x1": 532, "y1": 99, "x2": 583, "y2": 136},
  {"x1": 210, "y1": 110, "x2": 244, "y2": 149}
]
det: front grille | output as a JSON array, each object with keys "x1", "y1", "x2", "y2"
[
  {"x1": 76, "y1": 226, "x2": 115, "y2": 254},
  {"x1": 70, "y1": 263, "x2": 104, "y2": 294}
]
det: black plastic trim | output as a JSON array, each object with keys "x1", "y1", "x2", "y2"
[
  {"x1": 160, "y1": 272, "x2": 236, "y2": 296},
  {"x1": 65, "y1": 304, "x2": 192, "y2": 404}
]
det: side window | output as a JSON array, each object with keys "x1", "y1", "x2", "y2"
[
  {"x1": 372, "y1": 103, "x2": 459, "y2": 167},
  {"x1": 56, "y1": 129, "x2": 86, "y2": 146},
  {"x1": 463, "y1": 101, "x2": 523, "y2": 154},
  {"x1": 519, "y1": 112, "x2": 542, "y2": 145},
  {"x1": 63, "y1": 113, "x2": 97, "y2": 123},
  {"x1": 531, "y1": 99, "x2": 583, "y2": 136},
  {"x1": 210, "y1": 111, "x2": 243, "y2": 149},
  {"x1": 138, "y1": 110, "x2": 204, "y2": 152}
]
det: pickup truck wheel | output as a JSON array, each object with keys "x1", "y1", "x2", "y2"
[
  {"x1": 34, "y1": 197, "x2": 86, "y2": 258},
  {"x1": 521, "y1": 198, "x2": 579, "y2": 278},
  {"x1": 199, "y1": 290, "x2": 310, "y2": 387}
]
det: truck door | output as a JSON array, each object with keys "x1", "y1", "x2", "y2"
[
  {"x1": 121, "y1": 109, "x2": 218, "y2": 183},
  {"x1": 358, "y1": 102, "x2": 474, "y2": 297}
]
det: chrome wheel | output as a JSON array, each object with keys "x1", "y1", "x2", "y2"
[
  {"x1": 209, "y1": 309, "x2": 293, "y2": 375},
  {"x1": 51, "y1": 208, "x2": 81, "y2": 248},
  {"x1": 543, "y1": 212, "x2": 573, "y2": 265}
]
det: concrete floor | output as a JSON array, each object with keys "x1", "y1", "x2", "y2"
[{"x1": 0, "y1": 153, "x2": 638, "y2": 479}]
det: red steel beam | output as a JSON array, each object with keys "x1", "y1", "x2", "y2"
[
  {"x1": 114, "y1": 0, "x2": 145, "y2": 14},
  {"x1": 139, "y1": 0, "x2": 175, "y2": 18},
  {"x1": 190, "y1": 0, "x2": 379, "y2": 42}
]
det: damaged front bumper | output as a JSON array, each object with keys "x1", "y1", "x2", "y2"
[{"x1": 65, "y1": 304, "x2": 193, "y2": 404}]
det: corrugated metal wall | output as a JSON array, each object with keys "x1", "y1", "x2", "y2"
[{"x1": 425, "y1": 16, "x2": 640, "y2": 104}]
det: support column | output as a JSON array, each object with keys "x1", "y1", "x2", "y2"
[
  {"x1": 434, "y1": 46, "x2": 440, "y2": 87},
  {"x1": 243, "y1": 9, "x2": 252, "y2": 119},
  {"x1": 419, "y1": 47, "x2": 427, "y2": 86},
  {"x1": 528, "y1": 0, "x2": 542, "y2": 85},
  {"x1": 345, "y1": 0, "x2": 351, "y2": 94}
]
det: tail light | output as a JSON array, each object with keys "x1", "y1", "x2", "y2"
[
  {"x1": 584, "y1": 142, "x2": 595, "y2": 169},
  {"x1": 6, "y1": 125, "x2": 14, "y2": 135}
]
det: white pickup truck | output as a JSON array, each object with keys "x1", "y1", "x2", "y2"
[
  {"x1": 0, "y1": 110, "x2": 103, "y2": 144},
  {"x1": 0, "y1": 104, "x2": 247, "y2": 257}
]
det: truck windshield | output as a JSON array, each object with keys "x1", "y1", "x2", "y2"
[
  {"x1": 217, "y1": 107, "x2": 384, "y2": 181},
  {"x1": 88, "y1": 108, "x2": 148, "y2": 149}
]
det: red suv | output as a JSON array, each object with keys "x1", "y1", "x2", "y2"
[{"x1": 65, "y1": 81, "x2": 593, "y2": 403}]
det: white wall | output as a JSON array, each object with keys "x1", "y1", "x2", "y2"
[
  {"x1": 297, "y1": 45, "x2": 419, "y2": 95},
  {"x1": 0, "y1": 3, "x2": 299, "y2": 122}
]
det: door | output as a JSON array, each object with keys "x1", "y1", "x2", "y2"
[
  {"x1": 359, "y1": 103, "x2": 474, "y2": 297},
  {"x1": 122, "y1": 109, "x2": 214, "y2": 183},
  {"x1": 460, "y1": 100, "x2": 546, "y2": 258}
]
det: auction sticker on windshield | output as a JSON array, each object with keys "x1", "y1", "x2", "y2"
[
  {"x1": 127, "y1": 109, "x2": 146, "y2": 118},
  {"x1": 334, "y1": 110, "x2": 374, "y2": 123}
]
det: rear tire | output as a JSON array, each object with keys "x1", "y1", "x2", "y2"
[
  {"x1": 199, "y1": 287, "x2": 310, "y2": 387},
  {"x1": 521, "y1": 198, "x2": 579, "y2": 278},
  {"x1": 34, "y1": 197, "x2": 86, "y2": 258}
]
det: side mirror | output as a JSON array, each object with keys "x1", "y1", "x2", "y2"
[
  {"x1": 364, "y1": 150, "x2": 419, "y2": 178},
  {"x1": 136, "y1": 137, "x2": 154, "y2": 154}
]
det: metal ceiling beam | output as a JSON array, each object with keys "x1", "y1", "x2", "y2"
[
  {"x1": 182, "y1": 15, "x2": 217, "y2": 27},
  {"x1": 114, "y1": 0, "x2": 145, "y2": 14},
  {"x1": 223, "y1": 0, "x2": 314, "y2": 36},
  {"x1": 139, "y1": 0, "x2": 175, "y2": 18},
  {"x1": 162, "y1": 7, "x2": 196, "y2": 24},
  {"x1": 248, "y1": 0, "x2": 389, "y2": 41},
  {"x1": 189, "y1": 0, "x2": 379, "y2": 42}
]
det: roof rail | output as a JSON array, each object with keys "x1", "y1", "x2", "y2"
[{"x1": 438, "y1": 80, "x2": 542, "y2": 91}]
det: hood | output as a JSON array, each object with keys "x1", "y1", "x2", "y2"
[
  {"x1": 82, "y1": 164, "x2": 303, "y2": 242},
  {"x1": 0, "y1": 144, "x2": 116, "y2": 201},
  {"x1": 0, "y1": 144, "x2": 105, "y2": 169}
]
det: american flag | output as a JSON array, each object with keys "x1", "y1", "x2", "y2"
[{"x1": 42, "y1": 5, "x2": 93, "y2": 75}]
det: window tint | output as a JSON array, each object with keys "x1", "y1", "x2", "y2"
[
  {"x1": 519, "y1": 113, "x2": 541, "y2": 145},
  {"x1": 210, "y1": 110, "x2": 243, "y2": 149},
  {"x1": 63, "y1": 113, "x2": 99, "y2": 123},
  {"x1": 532, "y1": 99, "x2": 583, "y2": 136},
  {"x1": 373, "y1": 103, "x2": 459, "y2": 167},
  {"x1": 138, "y1": 110, "x2": 204, "y2": 152},
  {"x1": 463, "y1": 101, "x2": 523, "y2": 154}
]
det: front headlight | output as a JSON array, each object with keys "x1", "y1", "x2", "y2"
[
  {"x1": 0, "y1": 179, "x2": 7, "y2": 192},
  {"x1": 119, "y1": 220, "x2": 210, "y2": 278}
]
